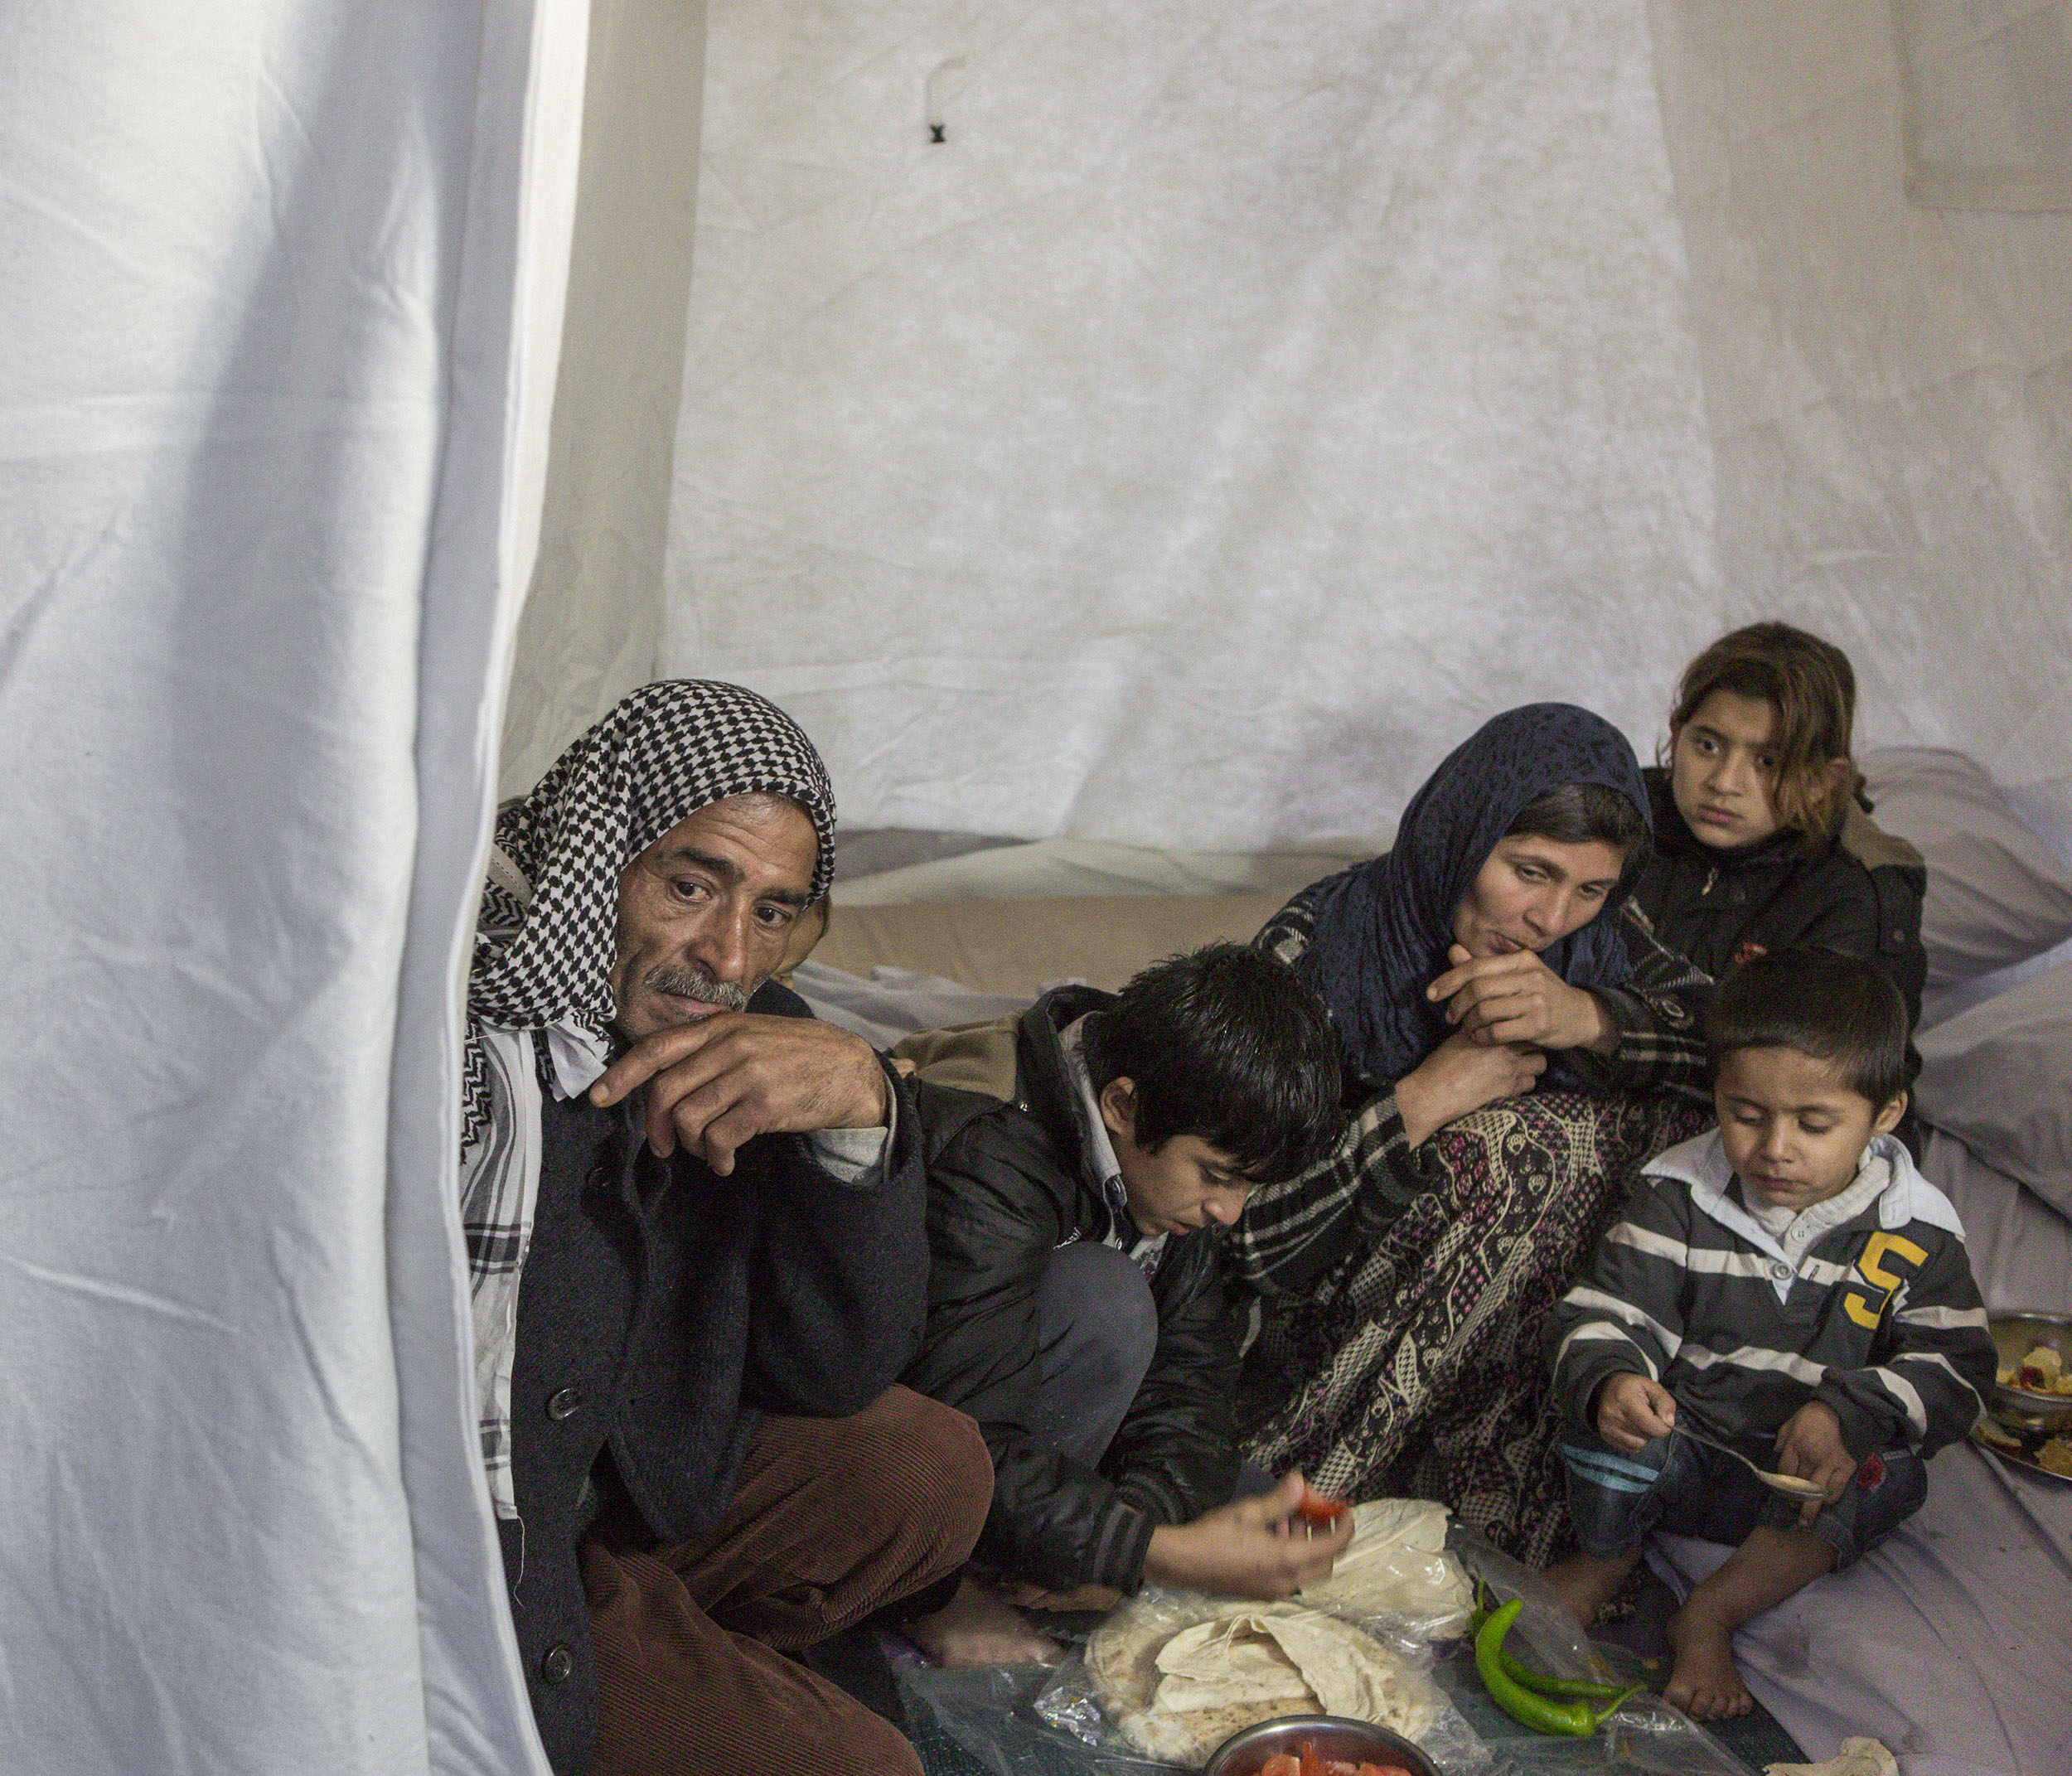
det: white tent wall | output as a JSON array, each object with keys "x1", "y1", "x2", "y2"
[
  {"x1": 663, "y1": 0, "x2": 2072, "y2": 854},
  {"x1": 498, "y1": 0, "x2": 710, "y2": 801},
  {"x1": 1, "y1": 3, "x2": 584, "y2": 1772},
  {"x1": 1652, "y1": 0, "x2": 2072, "y2": 848},
  {"x1": 664, "y1": 0, "x2": 1725, "y2": 854}
]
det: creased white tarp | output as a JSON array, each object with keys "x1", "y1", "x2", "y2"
[
  {"x1": 1896, "y1": 0, "x2": 2072, "y2": 211},
  {"x1": 667, "y1": 1, "x2": 2072, "y2": 855},
  {"x1": 667, "y1": 0, "x2": 1724, "y2": 852},
  {"x1": 0, "y1": 3, "x2": 583, "y2": 1771}
]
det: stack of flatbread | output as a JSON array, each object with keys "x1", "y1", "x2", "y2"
[{"x1": 1087, "y1": 1598, "x2": 1436, "y2": 1768}]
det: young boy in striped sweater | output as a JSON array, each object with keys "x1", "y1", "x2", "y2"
[{"x1": 1541, "y1": 950, "x2": 1995, "y2": 1720}]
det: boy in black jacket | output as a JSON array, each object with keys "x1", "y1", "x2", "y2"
[{"x1": 898, "y1": 943, "x2": 1352, "y2": 1665}]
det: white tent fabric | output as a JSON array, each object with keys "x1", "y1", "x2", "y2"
[
  {"x1": 1896, "y1": 0, "x2": 2072, "y2": 211},
  {"x1": 1, "y1": 4, "x2": 584, "y2": 1771},
  {"x1": 665, "y1": 0, "x2": 2072, "y2": 855},
  {"x1": 497, "y1": 0, "x2": 711, "y2": 801},
  {"x1": 1652, "y1": 1, "x2": 2072, "y2": 849},
  {"x1": 666, "y1": 0, "x2": 1722, "y2": 853}
]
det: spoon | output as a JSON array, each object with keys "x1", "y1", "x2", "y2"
[{"x1": 1669, "y1": 1424, "x2": 1828, "y2": 1498}]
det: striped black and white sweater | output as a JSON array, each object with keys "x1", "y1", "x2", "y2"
[{"x1": 1547, "y1": 1130, "x2": 1994, "y2": 1461}]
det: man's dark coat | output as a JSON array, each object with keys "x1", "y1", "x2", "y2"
[{"x1": 498, "y1": 982, "x2": 927, "y2": 1774}]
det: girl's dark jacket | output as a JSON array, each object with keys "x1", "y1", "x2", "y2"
[
  {"x1": 1629, "y1": 767, "x2": 1929, "y2": 1040},
  {"x1": 898, "y1": 985, "x2": 1242, "y2": 1594}
]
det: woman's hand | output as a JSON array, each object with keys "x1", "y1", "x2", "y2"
[
  {"x1": 1426, "y1": 943, "x2": 1617, "y2": 1053},
  {"x1": 1396, "y1": 1030, "x2": 1546, "y2": 1145}
]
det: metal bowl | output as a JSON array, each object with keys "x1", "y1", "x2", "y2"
[
  {"x1": 1986, "y1": 1313, "x2": 2072, "y2": 1435},
  {"x1": 1201, "y1": 1716, "x2": 1440, "y2": 1776}
]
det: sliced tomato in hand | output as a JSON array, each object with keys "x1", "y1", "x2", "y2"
[{"x1": 1295, "y1": 1482, "x2": 1350, "y2": 1525}]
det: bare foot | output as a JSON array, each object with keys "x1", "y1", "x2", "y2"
[
  {"x1": 1000, "y1": 1579, "x2": 1122, "y2": 1613},
  {"x1": 1663, "y1": 1608, "x2": 1752, "y2": 1719},
  {"x1": 902, "y1": 1575, "x2": 1063, "y2": 1668},
  {"x1": 1539, "y1": 1550, "x2": 1640, "y2": 1630}
]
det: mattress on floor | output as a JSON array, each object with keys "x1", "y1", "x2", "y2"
[
  {"x1": 831, "y1": 835, "x2": 1372, "y2": 907},
  {"x1": 812, "y1": 891, "x2": 1287, "y2": 998}
]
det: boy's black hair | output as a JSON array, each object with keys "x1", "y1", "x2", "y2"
[
  {"x1": 1506, "y1": 782, "x2": 1651, "y2": 872},
  {"x1": 1080, "y1": 942, "x2": 1340, "y2": 1184},
  {"x1": 1703, "y1": 948, "x2": 1910, "y2": 1106}
]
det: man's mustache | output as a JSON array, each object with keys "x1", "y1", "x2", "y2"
[{"x1": 641, "y1": 965, "x2": 748, "y2": 1012}]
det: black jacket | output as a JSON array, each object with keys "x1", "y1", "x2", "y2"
[
  {"x1": 1629, "y1": 768, "x2": 1927, "y2": 1030},
  {"x1": 898, "y1": 987, "x2": 1242, "y2": 1594},
  {"x1": 497, "y1": 981, "x2": 928, "y2": 1774}
]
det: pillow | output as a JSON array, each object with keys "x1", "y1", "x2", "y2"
[
  {"x1": 1862, "y1": 747, "x2": 2072, "y2": 986},
  {"x1": 1915, "y1": 1130, "x2": 2072, "y2": 1314},
  {"x1": 1915, "y1": 957, "x2": 2072, "y2": 1221}
]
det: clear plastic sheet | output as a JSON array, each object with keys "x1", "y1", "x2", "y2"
[
  {"x1": 1441, "y1": 1535, "x2": 1753, "y2": 1776},
  {"x1": 1012, "y1": 1585, "x2": 1479, "y2": 1773},
  {"x1": 899, "y1": 1536, "x2": 1763, "y2": 1776},
  {"x1": 902, "y1": 1662, "x2": 1145, "y2": 1776}
]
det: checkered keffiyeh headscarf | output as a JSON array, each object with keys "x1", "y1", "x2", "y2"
[
  {"x1": 468, "y1": 678, "x2": 836, "y2": 1063},
  {"x1": 458, "y1": 679, "x2": 835, "y2": 1515}
]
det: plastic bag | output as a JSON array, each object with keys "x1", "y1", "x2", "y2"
[
  {"x1": 900, "y1": 1662, "x2": 1159, "y2": 1776},
  {"x1": 1027, "y1": 1585, "x2": 1487, "y2": 1773},
  {"x1": 1443, "y1": 1532, "x2": 1758, "y2": 1776},
  {"x1": 1295, "y1": 1498, "x2": 1477, "y2": 1643}
]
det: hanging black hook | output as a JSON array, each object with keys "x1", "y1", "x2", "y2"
[{"x1": 927, "y1": 56, "x2": 966, "y2": 144}]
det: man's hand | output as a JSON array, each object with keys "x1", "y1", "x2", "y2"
[
  {"x1": 1426, "y1": 944, "x2": 1616, "y2": 1053},
  {"x1": 1595, "y1": 1372, "x2": 1677, "y2": 1453},
  {"x1": 1395, "y1": 1030, "x2": 1547, "y2": 1145},
  {"x1": 1774, "y1": 1401, "x2": 1857, "y2": 1527},
  {"x1": 588, "y1": 1011, "x2": 889, "y2": 1174},
  {"x1": 1140, "y1": 1471, "x2": 1356, "y2": 1599}
]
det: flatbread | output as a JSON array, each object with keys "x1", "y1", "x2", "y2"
[
  {"x1": 1085, "y1": 1590, "x2": 1179, "y2": 1711},
  {"x1": 1119, "y1": 1692, "x2": 1326, "y2": 1768},
  {"x1": 1087, "y1": 1596, "x2": 1434, "y2": 1768},
  {"x1": 1296, "y1": 1498, "x2": 1474, "y2": 1631},
  {"x1": 1154, "y1": 1617, "x2": 1314, "y2": 1711},
  {"x1": 1090, "y1": 1597, "x2": 1319, "y2": 1765}
]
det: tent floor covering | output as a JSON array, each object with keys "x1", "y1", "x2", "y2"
[{"x1": 795, "y1": 1587, "x2": 1802, "y2": 1776}]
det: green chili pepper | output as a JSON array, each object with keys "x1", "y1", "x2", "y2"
[
  {"x1": 1496, "y1": 1650, "x2": 1629, "y2": 1702},
  {"x1": 1474, "y1": 1600, "x2": 1644, "y2": 1736}
]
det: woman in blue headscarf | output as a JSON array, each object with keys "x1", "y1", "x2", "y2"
[{"x1": 1232, "y1": 704, "x2": 1714, "y2": 1564}]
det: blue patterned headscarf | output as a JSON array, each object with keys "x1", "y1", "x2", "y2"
[{"x1": 1299, "y1": 704, "x2": 1650, "y2": 1088}]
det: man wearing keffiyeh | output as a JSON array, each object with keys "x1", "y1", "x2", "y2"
[{"x1": 460, "y1": 680, "x2": 990, "y2": 1776}]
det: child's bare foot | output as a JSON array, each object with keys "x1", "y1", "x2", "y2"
[
  {"x1": 902, "y1": 1575, "x2": 1063, "y2": 1668},
  {"x1": 1663, "y1": 1608, "x2": 1752, "y2": 1718},
  {"x1": 1539, "y1": 1549, "x2": 1641, "y2": 1630}
]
